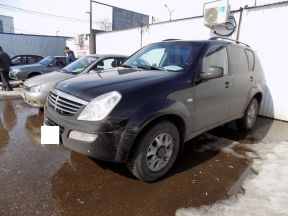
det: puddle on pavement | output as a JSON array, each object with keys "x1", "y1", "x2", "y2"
[
  {"x1": 0, "y1": 100, "x2": 281, "y2": 216},
  {"x1": 50, "y1": 132, "x2": 254, "y2": 216}
]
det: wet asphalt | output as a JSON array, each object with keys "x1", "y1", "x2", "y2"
[{"x1": 0, "y1": 99, "x2": 287, "y2": 216}]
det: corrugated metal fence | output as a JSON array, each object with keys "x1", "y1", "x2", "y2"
[{"x1": 0, "y1": 33, "x2": 70, "y2": 57}]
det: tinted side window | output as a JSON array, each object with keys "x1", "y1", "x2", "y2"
[
  {"x1": 57, "y1": 58, "x2": 66, "y2": 67},
  {"x1": 245, "y1": 49, "x2": 255, "y2": 71},
  {"x1": 228, "y1": 46, "x2": 249, "y2": 74},
  {"x1": 27, "y1": 56, "x2": 36, "y2": 64},
  {"x1": 36, "y1": 57, "x2": 43, "y2": 62},
  {"x1": 203, "y1": 45, "x2": 229, "y2": 75},
  {"x1": 117, "y1": 58, "x2": 127, "y2": 66}
]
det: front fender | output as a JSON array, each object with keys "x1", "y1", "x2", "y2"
[{"x1": 115, "y1": 98, "x2": 191, "y2": 162}]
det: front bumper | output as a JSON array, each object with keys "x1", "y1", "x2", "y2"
[
  {"x1": 22, "y1": 88, "x2": 48, "y2": 108},
  {"x1": 44, "y1": 103, "x2": 136, "y2": 163},
  {"x1": 9, "y1": 72, "x2": 25, "y2": 81},
  {"x1": 9, "y1": 72, "x2": 17, "y2": 80}
]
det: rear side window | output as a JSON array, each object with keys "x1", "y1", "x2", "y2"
[
  {"x1": 27, "y1": 56, "x2": 36, "y2": 64},
  {"x1": 203, "y1": 45, "x2": 229, "y2": 75},
  {"x1": 228, "y1": 46, "x2": 249, "y2": 74},
  {"x1": 36, "y1": 56, "x2": 43, "y2": 62},
  {"x1": 245, "y1": 49, "x2": 255, "y2": 71}
]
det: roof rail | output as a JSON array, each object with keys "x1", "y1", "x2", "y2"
[
  {"x1": 209, "y1": 37, "x2": 250, "y2": 48},
  {"x1": 162, "y1": 39, "x2": 180, "y2": 41}
]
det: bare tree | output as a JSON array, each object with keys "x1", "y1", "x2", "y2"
[{"x1": 99, "y1": 17, "x2": 112, "y2": 31}]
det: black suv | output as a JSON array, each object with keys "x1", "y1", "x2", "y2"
[{"x1": 44, "y1": 37, "x2": 265, "y2": 182}]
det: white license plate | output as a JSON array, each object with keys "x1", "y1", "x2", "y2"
[{"x1": 41, "y1": 126, "x2": 60, "y2": 145}]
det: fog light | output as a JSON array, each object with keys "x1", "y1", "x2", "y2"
[{"x1": 69, "y1": 131, "x2": 98, "y2": 142}]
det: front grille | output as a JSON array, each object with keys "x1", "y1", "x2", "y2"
[
  {"x1": 48, "y1": 89, "x2": 88, "y2": 116},
  {"x1": 45, "y1": 118, "x2": 64, "y2": 134}
]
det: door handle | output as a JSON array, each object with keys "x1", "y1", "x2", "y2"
[
  {"x1": 250, "y1": 76, "x2": 254, "y2": 81},
  {"x1": 225, "y1": 81, "x2": 232, "y2": 88}
]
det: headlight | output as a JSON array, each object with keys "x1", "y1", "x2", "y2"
[
  {"x1": 77, "y1": 91, "x2": 122, "y2": 121},
  {"x1": 11, "y1": 69, "x2": 21, "y2": 74},
  {"x1": 29, "y1": 85, "x2": 42, "y2": 93}
]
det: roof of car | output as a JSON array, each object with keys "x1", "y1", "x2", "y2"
[
  {"x1": 160, "y1": 38, "x2": 251, "y2": 49},
  {"x1": 10, "y1": 54, "x2": 43, "y2": 58},
  {"x1": 85, "y1": 54, "x2": 129, "y2": 58}
]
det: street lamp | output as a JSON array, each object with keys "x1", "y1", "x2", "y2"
[{"x1": 164, "y1": 4, "x2": 174, "y2": 21}]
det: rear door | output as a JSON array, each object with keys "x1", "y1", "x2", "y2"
[
  {"x1": 227, "y1": 45, "x2": 253, "y2": 118},
  {"x1": 193, "y1": 44, "x2": 233, "y2": 131}
]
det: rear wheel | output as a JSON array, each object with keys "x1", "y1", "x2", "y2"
[
  {"x1": 126, "y1": 121, "x2": 180, "y2": 182},
  {"x1": 237, "y1": 98, "x2": 259, "y2": 130}
]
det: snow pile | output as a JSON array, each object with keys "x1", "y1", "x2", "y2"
[{"x1": 176, "y1": 140, "x2": 288, "y2": 216}]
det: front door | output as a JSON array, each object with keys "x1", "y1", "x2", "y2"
[{"x1": 193, "y1": 44, "x2": 233, "y2": 131}]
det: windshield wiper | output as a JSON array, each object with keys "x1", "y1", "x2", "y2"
[{"x1": 137, "y1": 65, "x2": 167, "y2": 71}]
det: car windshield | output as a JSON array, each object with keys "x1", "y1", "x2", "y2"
[
  {"x1": 61, "y1": 56, "x2": 98, "y2": 74},
  {"x1": 39, "y1": 56, "x2": 56, "y2": 65},
  {"x1": 123, "y1": 42, "x2": 203, "y2": 72}
]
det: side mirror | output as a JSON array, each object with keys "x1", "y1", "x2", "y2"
[{"x1": 200, "y1": 66, "x2": 223, "y2": 80}]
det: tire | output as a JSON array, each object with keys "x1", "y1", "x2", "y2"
[
  {"x1": 237, "y1": 98, "x2": 259, "y2": 131},
  {"x1": 126, "y1": 121, "x2": 180, "y2": 182}
]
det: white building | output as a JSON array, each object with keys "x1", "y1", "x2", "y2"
[{"x1": 94, "y1": 1, "x2": 288, "y2": 121}]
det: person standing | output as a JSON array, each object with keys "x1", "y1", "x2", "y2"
[
  {"x1": 64, "y1": 47, "x2": 75, "y2": 65},
  {"x1": 0, "y1": 46, "x2": 13, "y2": 91}
]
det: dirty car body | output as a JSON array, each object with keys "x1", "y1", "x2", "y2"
[{"x1": 44, "y1": 39, "x2": 265, "y2": 181}]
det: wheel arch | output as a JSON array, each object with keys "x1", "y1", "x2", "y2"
[
  {"x1": 28, "y1": 72, "x2": 42, "y2": 78},
  {"x1": 126, "y1": 113, "x2": 187, "y2": 161},
  {"x1": 253, "y1": 92, "x2": 263, "y2": 107}
]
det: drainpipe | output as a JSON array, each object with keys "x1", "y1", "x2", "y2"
[{"x1": 236, "y1": 7, "x2": 244, "y2": 41}]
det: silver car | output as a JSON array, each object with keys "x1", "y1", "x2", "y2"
[{"x1": 22, "y1": 54, "x2": 128, "y2": 108}]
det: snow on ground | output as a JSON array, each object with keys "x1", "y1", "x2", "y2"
[{"x1": 176, "y1": 136, "x2": 288, "y2": 216}]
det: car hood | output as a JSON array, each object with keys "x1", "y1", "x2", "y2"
[
  {"x1": 55, "y1": 68, "x2": 177, "y2": 101},
  {"x1": 24, "y1": 71, "x2": 74, "y2": 87},
  {"x1": 11, "y1": 63, "x2": 43, "y2": 71}
]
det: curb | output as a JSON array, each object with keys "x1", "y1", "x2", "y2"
[{"x1": 0, "y1": 81, "x2": 23, "y2": 100}]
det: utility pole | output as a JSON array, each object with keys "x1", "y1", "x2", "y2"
[{"x1": 89, "y1": 0, "x2": 96, "y2": 54}]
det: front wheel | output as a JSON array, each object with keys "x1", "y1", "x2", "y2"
[
  {"x1": 237, "y1": 98, "x2": 259, "y2": 130},
  {"x1": 126, "y1": 121, "x2": 180, "y2": 182}
]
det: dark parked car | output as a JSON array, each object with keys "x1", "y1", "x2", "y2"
[
  {"x1": 44, "y1": 37, "x2": 265, "y2": 182},
  {"x1": 10, "y1": 55, "x2": 43, "y2": 66},
  {"x1": 9, "y1": 56, "x2": 66, "y2": 81}
]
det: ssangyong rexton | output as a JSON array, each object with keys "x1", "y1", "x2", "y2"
[{"x1": 44, "y1": 37, "x2": 265, "y2": 182}]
